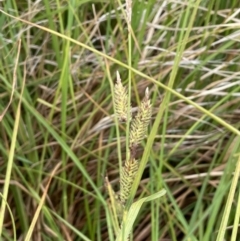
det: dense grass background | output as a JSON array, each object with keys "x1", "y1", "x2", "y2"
[{"x1": 1, "y1": 0, "x2": 240, "y2": 240}]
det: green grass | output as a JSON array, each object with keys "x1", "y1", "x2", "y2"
[{"x1": 1, "y1": 0, "x2": 240, "y2": 240}]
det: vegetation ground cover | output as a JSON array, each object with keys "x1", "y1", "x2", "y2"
[{"x1": 1, "y1": 0, "x2": 240, "y2": 240}]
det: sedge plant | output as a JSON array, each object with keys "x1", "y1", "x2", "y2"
[
  {"x1": 105, "y1": 1, "x2": 166, "y2": 240},
  {"x1": 105, "y1": 72, "x2": 166, "y2": 241}
]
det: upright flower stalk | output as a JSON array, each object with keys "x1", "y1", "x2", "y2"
[
  {"x1": 107, "y1": 72, "x2": 152, "y2": 214},
  {"x1": 119, "y1": 87, "x2": 152, "y2": 204}
]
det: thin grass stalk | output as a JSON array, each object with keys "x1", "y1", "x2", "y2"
[
  {"x1": 114, "y1": 71, "x2": 131, "y2": 181},
  {"x1": 216, "y1": 149, "x2": 240, "y2": 241},
  {"x1": 0, "y1": 41, "x2": 22, "y2": 236},
  {"x1": 230, "y1": 186, "x2": 240, "y2": 241},
  {"x1": 126, "y1": 0, "x2": 132, "y2": 161},
  {"x1": 24, "y1": 164, "x2": 60, "y2": 241},
  {"x1": 60, "y1": 41, "x2": 70, "y2": 219}
]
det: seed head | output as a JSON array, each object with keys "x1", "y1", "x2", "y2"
[
  {"x1": 129, "y1": 87, "x2": 152, "y2": 147},
  {"x1": 114, "y1": 71, "x2": 131, "y2": 122}
]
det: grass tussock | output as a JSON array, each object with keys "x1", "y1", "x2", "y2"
[{"x1": 1, "y1": 0, "x2": 240, "y2": 241}]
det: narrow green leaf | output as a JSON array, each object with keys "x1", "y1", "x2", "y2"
[{"x1": 116, "y1": 189, "x2": 166, "y2": 241}]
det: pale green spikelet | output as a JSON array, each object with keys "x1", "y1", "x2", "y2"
[
  {"x1": 130, "y1": 87, "x2": 152, "y2": 147},
  {"x1": 114, "y1": 71, "x2": 131, "y2": 122},
  {"x1": 120, "y1": 157, "x2": 139, "y2": 204},
  {"x1": 105, "y1": 176, "x2": 124, "y2": 219}
]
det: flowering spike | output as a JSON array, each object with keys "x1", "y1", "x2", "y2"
[
  {"x1": 129, "y1": 88, "x2": 152, "y2": 147},
  {"x1": 114, "y1": 71, "x2": 131, "y2": 122},
  {"x1": 120, "y1": 157, "x2": 139, "y2": 204}
]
